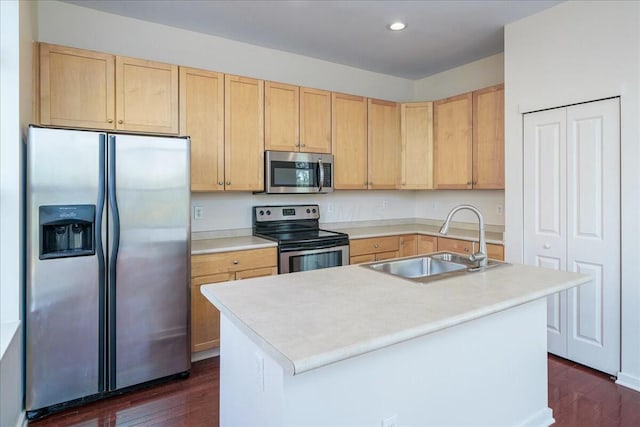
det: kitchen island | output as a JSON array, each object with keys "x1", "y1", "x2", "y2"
[{"x1": 201, "y1": 260, "x2": 589, "y2": 426}]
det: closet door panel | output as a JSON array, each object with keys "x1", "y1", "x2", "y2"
[{"x1": 565, "y1": 99, "x2": 620, "y2": 375}]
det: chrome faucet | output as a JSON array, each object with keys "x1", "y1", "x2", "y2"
[{"x1": 439, "y1": 204, "x2": 488, "y2": 268}]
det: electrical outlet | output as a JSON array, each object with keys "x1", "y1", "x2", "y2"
[
  {"x1": 194, "y1": 206, "x2": 204, "y2": 220},
  {"x1": 382, "y1": 200, "x2": 388, "y2": 209},
  {"x1": 382, "y1": 414, "x2": 397, "y2": 427},
  {"x1": 327, "y1": 203, "x2": 334, "y2": 213},
  {"x1": 496, "y1": 204, "x2": 504, "y2": 216}
]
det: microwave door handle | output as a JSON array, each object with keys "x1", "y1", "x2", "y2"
[{"x1": 317, "y1": 159, "x2": 324, "y2": 193}]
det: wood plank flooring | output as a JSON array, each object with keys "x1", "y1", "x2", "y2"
[{"x1": 30, "y1": 355, "x2": 640, "y2": 426}]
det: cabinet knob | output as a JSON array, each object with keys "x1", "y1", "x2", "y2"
[
  {"x1": 226, "y1": 181, "x2": 231, "y2": 185},
  {"x1": 374, "y1": 244, "x2": 379, "y2": 248},
  {"x1": 107, "y1": 119, "x2": 113, "y2": 123},
  {"x1": 233, "y1": 260, "x2": 239, "y2": 265},
  {"x1": 218, "y1": 181, "x2": 224, "y2": 186},
  {"x1": 467, "y1": 181, "x2": 472, "y2": 185},
  {"x1": 118, "y1": 120, "x2": 124, "y2": 124},
  {"x1": 464, "y1": 247, "x2": 470, "y2": 252},
  {"x1": 544, "y1": 243, "x2": 551, "y2": 249},
  {"x1": 301, "y1": 144, "x2": 306, "y2": 148}
]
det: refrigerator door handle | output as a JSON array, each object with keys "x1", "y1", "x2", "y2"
[
  {"x1": 96, "y1": 134, "x2": 107, "y2": 392},
  {"x1": 107, "y1": 135, "x2": 120, "y2": 389}
]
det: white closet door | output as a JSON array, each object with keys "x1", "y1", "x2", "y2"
[
  {"x1": 565, "y1": 98, "x2": 620, "y2": 375},
  {"x1": 523, "y1": 108, "x2": 568, "y2": 357}
]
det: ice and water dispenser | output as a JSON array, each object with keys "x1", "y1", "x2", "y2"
[{"x1": 39, "y1": 205, "x2": 95, "y2": 259}]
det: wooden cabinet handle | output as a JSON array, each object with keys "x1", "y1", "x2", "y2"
[
  {"x1": 107, "y1": 119, "x2": 113, "y2": 123},
  {"x1": 118, "y1": 120, "x2": 124, "y2": 124}
]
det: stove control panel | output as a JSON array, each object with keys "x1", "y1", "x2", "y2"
[{"x1": 254, "y1": 205, "x2": 319, "y2": 222}]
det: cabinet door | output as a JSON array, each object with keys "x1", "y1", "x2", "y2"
[
  {"x1": 473, "y1": 84, "x2": 504, "y2": 189},
  {"x1": 433, "y1": 93, "x2": 472, "y2": 189},
  {"x1": 300, "y1": 87, "x2": 331, "y2": 153},
  {"x1": 235, "y1": 266, "x2": 277, "y2": 280},
  {"x1": 179, "y1": 67, "x2": 224, "y2": 192},
  {"x1": 368, "y1": 99, "x2": 400, "y2": 189},
  {"x1": 417, "y1": 235, "x2": 437, "y2": 254},
  {"x1": 265, "y1": 81, "x2": 299, "y2": 152},
  {"x1": 332, "y1": 93, "x2": 368, "y2": 189},
  {"x1": 115, "y1": 56, "x2": 178, "y2": 134},
  {"x1": 437, "y1": 237, "x2": 472, "y2": 255},
  {"x1": 401, "y1": 102, "x2": 434, "y2": 189},
  {"x1": 224, "y1": 75, "x2": 265, "y2": 191},
  {"x1": 350, "y1": 254, "x2": 376, "y2": 264},
  {"x1": 191, "y1": 273, "x2": 233, "y2": 352},
  {"x1": 486, "y1": 243, "x2": 504, "y2": 261},
  {"x1": 399, "y1": 234, "x2": 418, "y2": 257},
  {"x1": 39, "y1": 43, "x2": 115, "y2": 129}
]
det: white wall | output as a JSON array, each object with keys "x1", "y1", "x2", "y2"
[
  {"x1": 1, "y1": 0, "x2": 36, "y2": 423},
  {"x1": 37, "y1": 1, "x2": 413, "y2": 102},
  {"x1": 415, "y1": 190, "x2": 504, "y2": 226},
  {"x1": 413, "y1": 53, "x2": 504, "y2": 101},
  {"x1": 504, "y1": 1, "x2": 640, "y2": 390}
]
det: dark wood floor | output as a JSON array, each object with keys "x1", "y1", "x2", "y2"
[{"x1": 30, "y1": 355, "x2": 640, "y2": 426}]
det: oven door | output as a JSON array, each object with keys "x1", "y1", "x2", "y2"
[{"x1": 279, "y1": 244, "x2": 349, "y2": 274}]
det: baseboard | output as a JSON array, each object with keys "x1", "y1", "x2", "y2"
[
  {"x1": 616, "y1": 371, "x2": 640, "y2": 392},
  {"x1": 518, "y1": 407, "x2": 554, "y2": 427},
  {"x1": 191, "y1": 347, "x2": 219, "y2": 362}
]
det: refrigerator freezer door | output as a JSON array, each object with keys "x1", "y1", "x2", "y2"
[
  {"x1": 25, "y1": 127, "x2": 106, "y2": 410},
  {"x1": 108, "y1": 134, "x2": 190, "y2": 390}
]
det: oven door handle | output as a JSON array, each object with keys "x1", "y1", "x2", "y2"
[{"x1": 317, "y1": 159, "x2": 324, "y2": 193}]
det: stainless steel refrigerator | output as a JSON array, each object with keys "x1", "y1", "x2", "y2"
[{"x1": 25, "y1": 126, "x2": 191, "y2": 419}]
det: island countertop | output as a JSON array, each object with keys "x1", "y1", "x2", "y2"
[{"x1": 201, "y1": 261, "x2": 588, "y2": 376}]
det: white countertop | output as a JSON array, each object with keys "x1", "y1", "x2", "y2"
[
  {"x1": 191, "y1": 221, "x2": 504, "y2": 255},
  {"x1": 191, "y1": 236, "x2": 277, "y2": 255},
  {"x1": 201, "y1": 261, "x2": 589, "y2": 376}
]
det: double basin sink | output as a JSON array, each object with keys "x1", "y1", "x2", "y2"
[{"x1": 362, "y1": 252, "x2": 506, "y2": 284}]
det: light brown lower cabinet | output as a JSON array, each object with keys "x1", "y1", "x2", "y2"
[
  {"x1": 190, "y1": 247, "x2": 277, "y2": 352},
  {"x1": 437, "y1": 237, "x2": 504, "y2": 261},
  {"x1": 349, "y1": 236, "x2": 400, "y2": 264}
]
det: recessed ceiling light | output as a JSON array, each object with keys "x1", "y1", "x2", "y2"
[{"x1": 388, "y1": 22, "x2": 406, "y2": 31}]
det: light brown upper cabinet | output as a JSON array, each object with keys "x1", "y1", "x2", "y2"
[
  {"x1": 472, "y1": 84, "x2": 504, "y2": 189},
  {"x1": 368, "y1": 99, "x2": 400, "y2": 189},
  {"x1": 332, "y1": 93, "x2": 368, "y2": 189},
  {"x1": 433, "y1": 92, "x2": 473, "y2": 189},
  {"x1": 115, "y1": 56, "x2": 178, "y2": 134},
  {"x1": 38, "y1": 43, "x2": 179, "y2": 134},
  {"x1": 265, "y1": 83, "x2": 331, "y2": 153},
  {"x1": 299, "y1": 87, "x2": 331, "y2": 153},
  {"x1": 264, "y1": 81, "x2": 299, "y2": 152},
  {"x1": 39, "y1": 43, "x2": 115, "y2": 129},
  {"x1": 224, "y1": 74, "x2": 265, "y2": 191},
  {"x1": 433, "y1": 84, "x2": 504, "y2": 189},
  {"x1": 400, "y1": 102, "x2": 434, "y2": 189},
  {"x1": 179, "y1": 67, "x2": 224, "y2": 192}
]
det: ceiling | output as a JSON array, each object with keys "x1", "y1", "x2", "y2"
[{"x1": 63, "y1": 0, "x2": 562, "y2": 80}]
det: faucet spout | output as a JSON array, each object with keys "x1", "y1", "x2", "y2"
[{"x1": 439, "y1": 204, "x2": 488, "y2": 268}]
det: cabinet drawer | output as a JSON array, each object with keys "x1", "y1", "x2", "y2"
[
  {"x1": 375, "y1": 251, "x2": 400, "y2": 261},
  {"x1": 437, "y1": 237, "x2": 472, "y2": 255},
  {"x1": 235, "y1": 266, "x2": 278, "y2": 280},
  {"x1": 350, "y1": 254, "x2": 376, "y2": 264},
  {"x1": 350, "y1": 236, "x2": 400, "y2": 256},
  {"x1": 191, "y1": 247, "x2": 277, "y2": 277}
]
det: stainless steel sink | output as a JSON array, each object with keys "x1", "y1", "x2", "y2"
[
  {"x1": 362, "y1": 252, "x2": 506, "y2": 283},
  {"x1": 368, "y1": 256, "x2": 467, "y2": 278}
]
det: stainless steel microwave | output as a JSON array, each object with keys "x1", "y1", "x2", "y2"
[{"x1": 264, "y1": 151, "x2": 334, "y2": 193}]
